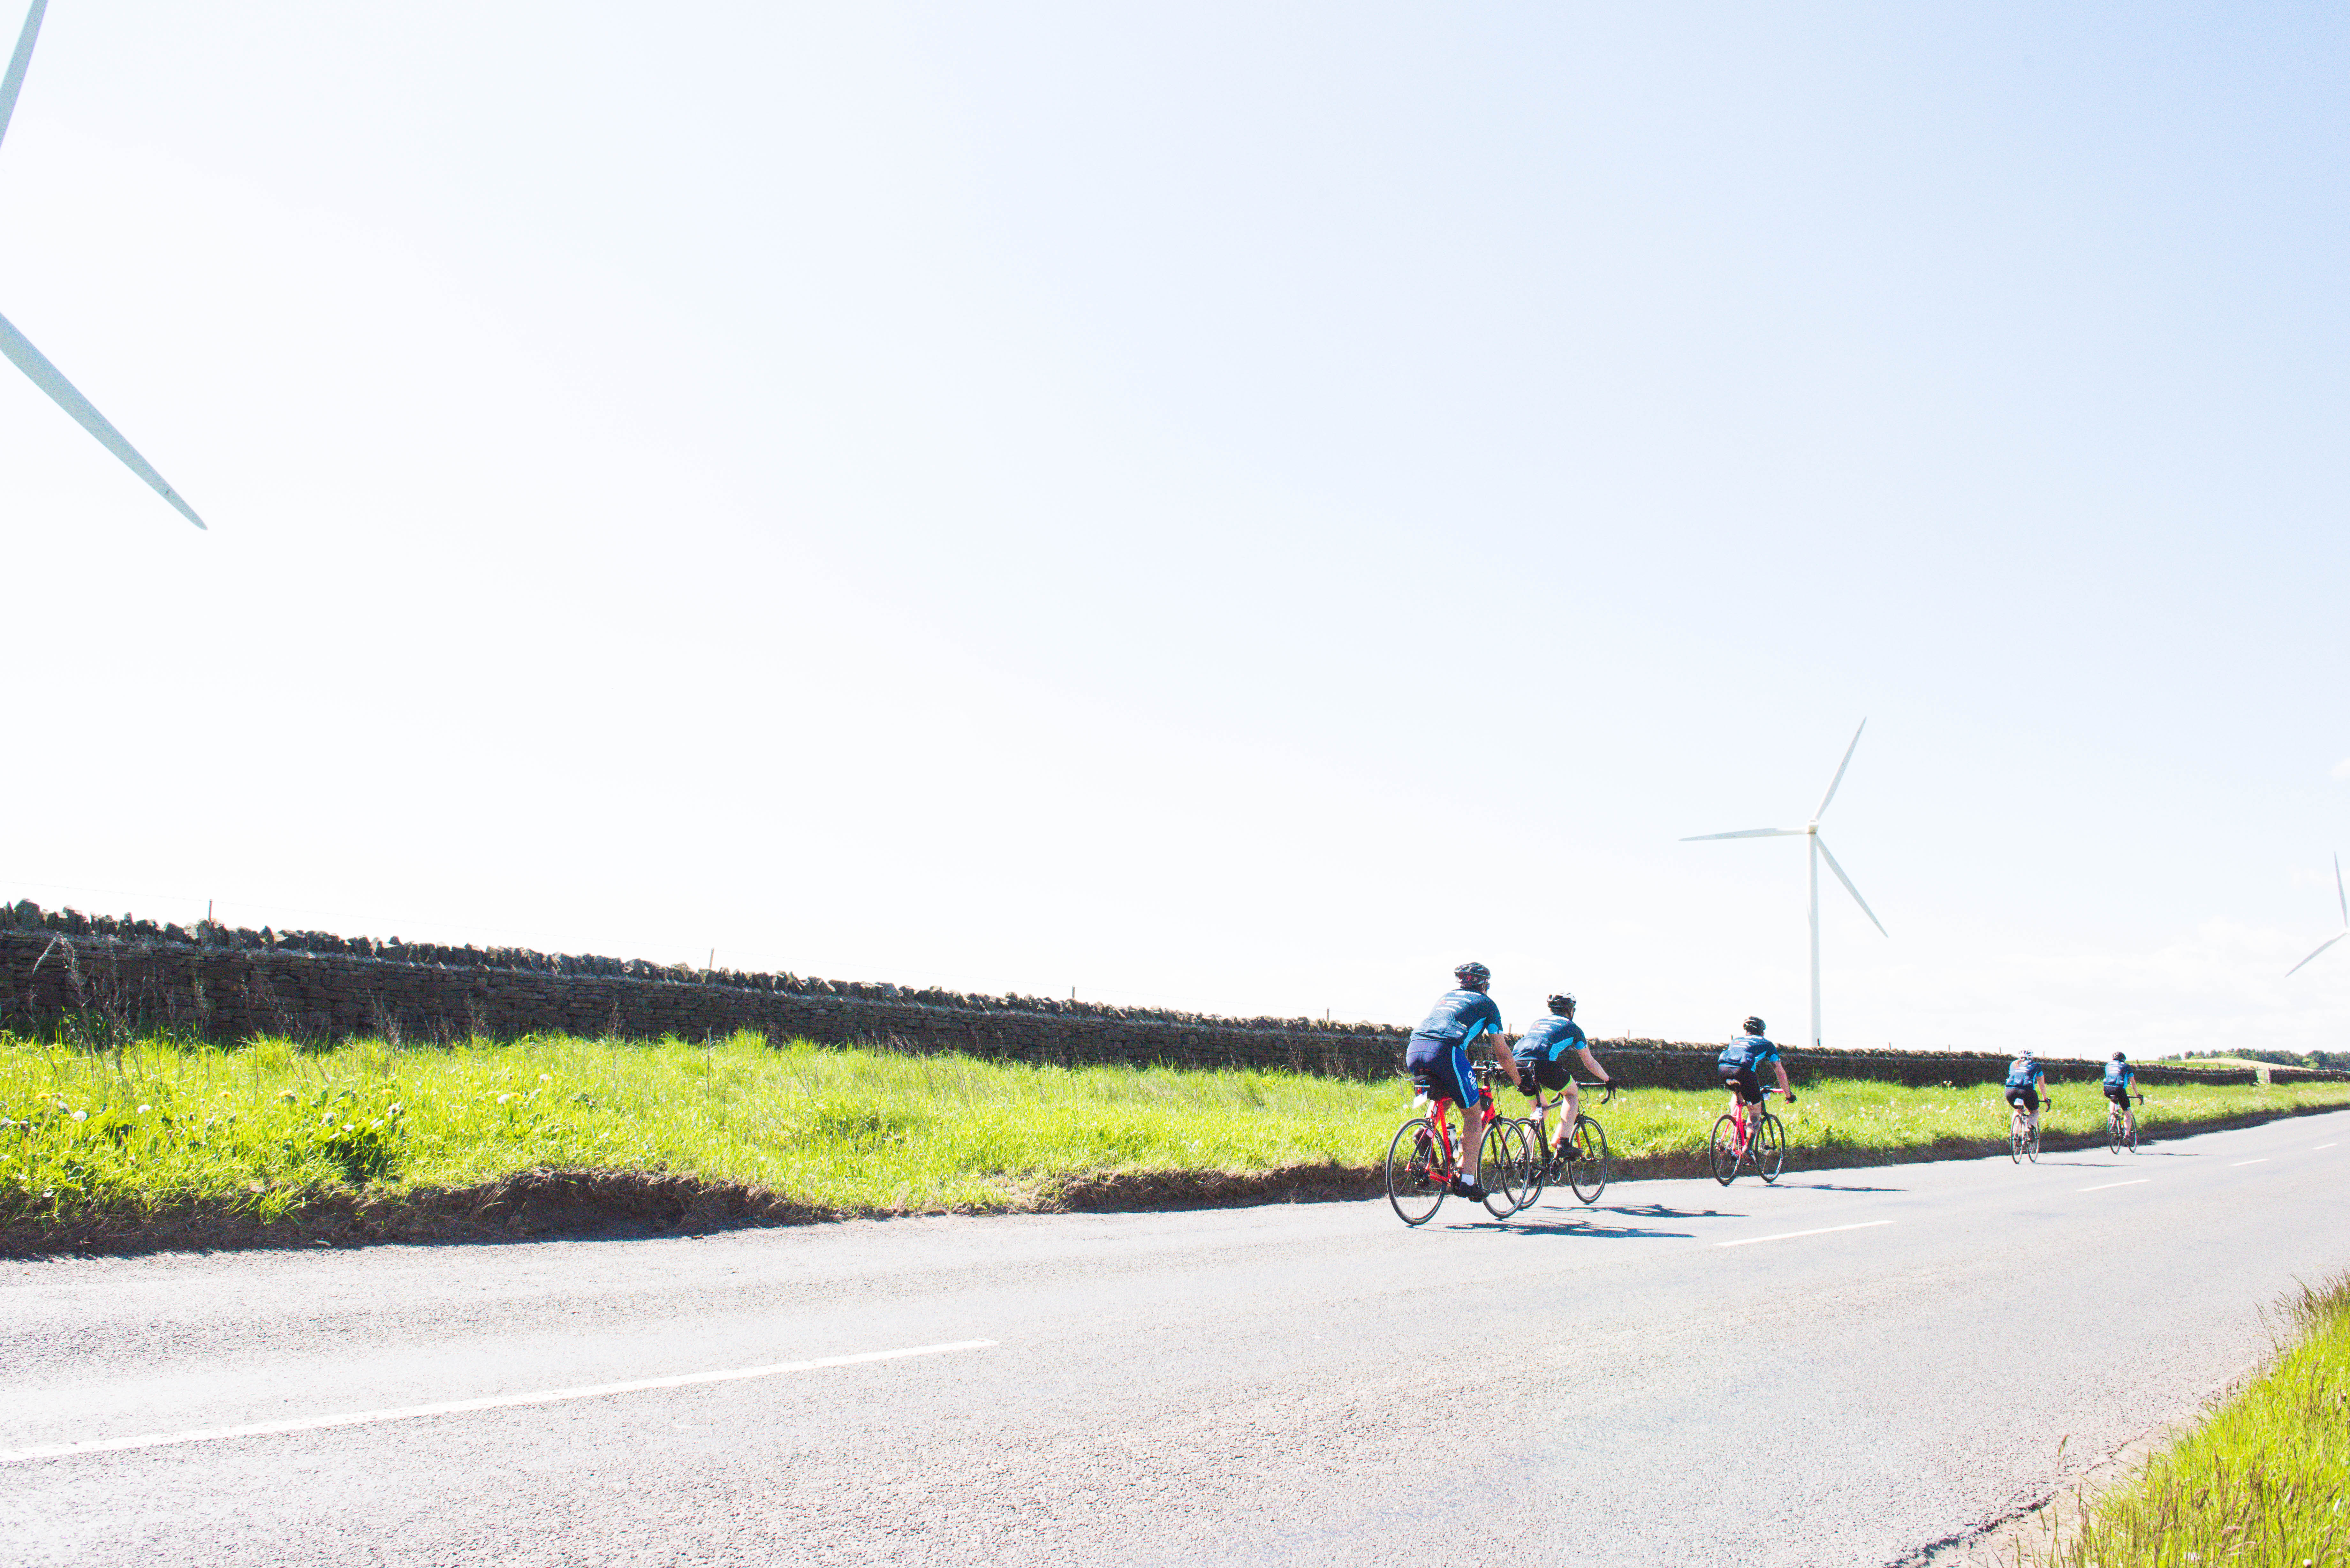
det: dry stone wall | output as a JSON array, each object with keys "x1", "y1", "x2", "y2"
[{"x1": 0, "y1": 901, "x2": 2322, "y2": 1089}]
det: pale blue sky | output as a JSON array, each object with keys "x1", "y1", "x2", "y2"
[{"x1": 2, "y1": 3, "x2": 2345, "y2": 1055}]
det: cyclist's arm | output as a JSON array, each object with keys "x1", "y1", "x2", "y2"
[
  {"x1": 1575, "y1": 1045, "x2": 1610, "y2": 1085},
  {"x1": 1772, "y1": 1056, "x2": 1793, "y2": 1101}
]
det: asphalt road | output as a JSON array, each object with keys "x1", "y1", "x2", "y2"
[{"x1": 5, "y1": 1108, "x2": 2348, "y2": 1567}]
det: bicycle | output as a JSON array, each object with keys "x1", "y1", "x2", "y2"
[
  {"x1": 2009, "y1": 1095, "x2": 2050, "y2": 1164},
  {"x1": 1521, "y1": 1081, "x2": 1616, "y2": 1206},
  {"x1": 1385, "y1": 1062, "x2": 1533, "y2": 1225},
  {"x1": 1709, "y1": 1085, "x2": 1787, "y2": 1186},
  {"x1": 2105, "y1": 1091, "x2": 2144, "y2": 1155}
]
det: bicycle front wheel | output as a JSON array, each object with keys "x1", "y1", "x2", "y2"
[
  {"x1": 2027, "y1": 1118, "x2": 2042, "y2": 1163},
  {"x1": 2126, "y1": 1116, "x2": 2138, "y2": 1154},
  {"x1": 1567, "y1": 1115, "x2": 1611, "y2": 1205},
  {"x1": 1482, "y1": 1119, "x2": 1533, "y2": 1217},
  {"x1": 1756, "y1": 1113, "x2": 1786, "y2": 1183},
  {"x1": 1385, "y1": 1117, "x2": 1446, "y2": 1226},
  {"x1": 1710, "y1": 1115, "x2": 1742, "y2": 1185}
]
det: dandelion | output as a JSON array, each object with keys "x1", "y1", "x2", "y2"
[
  {"x1": 137, "y1": 1104, "x2": 152, "y2": 1114},
  {"x1": 498, "y1": 1093, "x2": 513, "y2": 1105},
  {"x1": 539, "y1": 1074, "x2": 552, "y2": 1083},
  {"x1": 71, "y1": 1110, "x2": 86, "y2": 1122},
  {"x1": 387, "y1": 1103, "x2": 403, "y2": 1115}
]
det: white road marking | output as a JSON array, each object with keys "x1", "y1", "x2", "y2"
[
  {"x1": 1714, "y1": 1220, "x2": 1892, "y2": 1249},
  {"x1": 2316, "y1": 1144, "x2": 2338, "y2": 1151},
  {"x1": 2231, "y1": 1159, "x2": 2269, "y2": 1167},
  {"x1": 2078, "y1": 1179, "x2": 2149, "y2": 1192},
  {"x1": 0, "y1": 1339, "x2": 997, "y2": 1465}
]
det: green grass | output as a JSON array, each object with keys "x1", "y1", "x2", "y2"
[
  {"x1": 2031, "y1": 1270, "x2": 2350, "y2": 1568},
  {"x1": 3, "y1": 1032, "x2": 2346, "y2": 1228}
]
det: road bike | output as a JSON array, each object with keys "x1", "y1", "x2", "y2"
[
  {"x1": 2105, "y1": 1090, "x2": 2144, "y2": 1155},
  {"x1": 1385, "y1": 1062, "x2": 1533, "y2": 1226},
  {"x1": 1520, "y1": 1080, "x2": 1615, "y2": 1206},
  {"x1": 2009, "y1": 1095, "x2": 2050, "y2": 1164},
  {"x1": 1710, "y1": 1085, "x2": 1787, "y2": 1186}
]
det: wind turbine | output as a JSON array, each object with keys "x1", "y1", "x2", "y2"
[
  {"x1": 1682, "y1": 719, "x2": 1889, "y2": 1051},
  {"x1": 0, "y1": 0, "x2": 205, "y2": 528},
  {"x1": 2284, "y1": 854, "x2": 2348, "y2": 977}
]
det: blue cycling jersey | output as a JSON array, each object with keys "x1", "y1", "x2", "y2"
[
  {"x1": 1515, "y1": 1016, "x2": 1588, "y2": 1064},
  {"x1": 2005, "y1": 1058, "x2": 2046, "y2": 1089},
  {"x1": 1718, "y1": 1035, "x2": 1780, "y2": 1074},
  {"x1": 1410, "y1": 988, "x2": 1504, "y2": 1051},
  {"x1": 2104, "y1": 1061, "x2": 2132, "y2": 1089}
]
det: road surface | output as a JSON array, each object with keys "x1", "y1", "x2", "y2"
[{"x1": 5, "y1": 1108, "x2": 2347, "y2": 1566}]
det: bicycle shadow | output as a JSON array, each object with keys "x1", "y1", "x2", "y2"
[
  {"x1": 1766, "y1": 1182, "x2": 1904, "y2": 1193},
  {"x1": 1489, "y1": 1215, "x2": 1696, "y2": 1240}
]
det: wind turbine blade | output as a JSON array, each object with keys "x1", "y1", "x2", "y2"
[
  {"x1": 1813, "y1": 719, "x2": 1867, "y2": 821},
  {"x1": 2336, "y1": 852, "x2": 2346, "y2": 930},
  {"x1": 0, "y1": 0, "x2": 46, "y2": 153},
  {"x1": 2285, "y1": 930, "x2": 2348, "y2": 978},
  {"x1": 0, "y1": 310, "x2": 206, "y2": 529},
  {"x1": 1680, "y1": 828, "x2": 1804, "y2": 841},
  {"x1": 1815, "y1": 836, "x2": 1888, "y2": 937}
]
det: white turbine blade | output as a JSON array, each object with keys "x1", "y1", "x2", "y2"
[
  {"x1": 2285, "y1": 930, "x2": 2348, "y2": 978},
  {"x1": 2336, "y1": 852, "x2": 2346, "y2": 930},
  {"x1": 0, "y1": 0, "x2": 45, "y2": 152},
  {"x1": 0, "y1": 310, "x2": 206, "y2": 529},
  {"x1": 1813, "y1": 718, "x2": 1867, "y2": 821},
  {"x1": 1680, "y1": 828, "x2": 1804, "y2": 842},
  {"x1": 1815, "y1": 836, "x2": 1888, "y2": 937}
]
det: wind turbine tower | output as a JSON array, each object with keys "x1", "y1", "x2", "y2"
[
  {"x1": 1683, "y1": 720, "x2": 1889, "y2": 1051},
  {"x1": 0, "y1": 0, "x2": 206, "y2": 528}
]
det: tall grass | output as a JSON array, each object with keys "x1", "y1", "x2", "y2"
[
  {"x1": 3, "y1": 1032, "x2": 2345, "y2": 1225},
  {"x1": 2031, "y1": 1270, "x2": 2350, "y2": 1568}
]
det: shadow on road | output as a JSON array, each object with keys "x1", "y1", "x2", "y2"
[
  {"x1": 1773, "y1": 1182, "x2": 1905, "y2": 1193},
  {"x1": 1490, "y1": 1216, "x2": 1697, "y2": 1239}
]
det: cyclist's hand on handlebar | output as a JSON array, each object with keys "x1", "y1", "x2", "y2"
[{"x1": 1785, "y1": 1091, "x2": 1797, "y2": 1104}]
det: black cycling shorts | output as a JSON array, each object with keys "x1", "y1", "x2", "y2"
[
  {"x1": 2104, "y1": 1084, "x2": 2131, "y2": 1106},
  {"x1": 1720, "y1": 1066, "x2": 1764, "y2": 1105},
  {"x1": 1514, "y1": 1055, "x2": 1573, "y2": 1095},
  {"x1": 2005, "y1": 1086, "x2": 2041, "y2": 1113}
]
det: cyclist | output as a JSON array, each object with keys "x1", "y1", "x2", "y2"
[
  {"x1": 2103, "y1": 1052, "x2": 2136, "y2": 1142},
  {"x1": 1513, "y1": 992, "x2": 1613, "y2": 1158},
  {"x1": 1404, "y1": 961, "x2": 1520, "y2": 1201},
  {"x1": 2004, "y1": 1049, "x2": 2048, "y2": 1141},
  {"x1": 1717, "y1": 1016, "x2": 1793, "y2": 1128}
]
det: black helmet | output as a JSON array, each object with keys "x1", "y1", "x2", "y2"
[
  {"x1": 1547, "y1": 993, "x2": 1576, "y2": 1014},
  {"x1": 2113, "y1": 1051, "x2": 2126, "y2": 1062},
  {"x1": 1742, "y1": 1016, "x2": 1766, "y2": 1036},
  {"x1": 1454, "y1": 961, "x2": 1491, "y2": 990}
]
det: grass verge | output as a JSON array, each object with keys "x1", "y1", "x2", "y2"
[
  {"x1": 4, "y1": 1031, "x2": 2346, "y2": 1253},
  {"x1": 2023, "y1": 1270, "x2": 2350, "y2": 1568}
]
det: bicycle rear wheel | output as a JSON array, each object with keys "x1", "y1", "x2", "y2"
[
  {"x1": 1756, "y1": 1113, "x2": 1786, "y2": 1183},
  {"x1": 1385, "y1": 1117, "x2": 1446, "y2": 1226},
  {"x1": 2106, "y1": 1109, "x2": 2122, "y2": 1155},
  {"x1": 1567, "y1": 1115, "x2": 1611, "y2": 1204},
  {"x1": 1516, "y1": 1119, "x2": 1550, "y2": 1204},
  {"x1": 1709, "y1": 1115, "x2": 1742, "y2": 1185},
  {"x1": 2009, "y1": 1117, "x2": 2025, "y2": 1163},
  {"x1": 1481, "y1": 1119, "x2": 1533, "y2": 1217}
]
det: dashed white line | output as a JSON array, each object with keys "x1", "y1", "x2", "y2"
[
  {"x1": 2078, "y1": 1179, "x2": 2149, "y2": 1192},
  {"x1": 2231, "y1": 1159, "x2": 2270, "y2": 1167},
  {"x1": 0, "y1": 1339, "x2": 998, "y2": 1465},
  {"x1": 1714, "y1": 1220, "x2": 1893, "y2": 1249},
  {"x1": 2316, "y1": 1144, "x2": 2339, "y2": 1151}
]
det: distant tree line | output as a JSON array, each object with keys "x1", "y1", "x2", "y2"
[{"x1": 2175, "y1": 1047, "x2": 2350, "y2": 1072}]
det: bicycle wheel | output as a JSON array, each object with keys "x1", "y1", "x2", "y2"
[
  {"x1": 2009, "y1": 1117, "x2": 2025, "y2": 1164},
  {"x1": 2106, "y1": 1109, "x2": 2122, "y2": 1155},
  {"x1": 1385, "y1": 1117, "x2": 1446, "y2": 1226},
  {"x1": 1710, "y1": 1115, "x2": 1742, "y2": 1185},
  {"x1": 2027, "y1": 1117, "x2": 2042, "y2": 1163},
  {"x1": 1481, "y1": 1118, "x2": 1533, "y2": 1217},
  {"x1": 1516, "y1": 1119, "x2": 1550, "y2": 1204},
  {"x1": 1567, "y1": 1114, "x2": 1611, "y2": 1205},
  {"x1": 2126, "y1": 1115, "x2": 2137, "y2": 1154},
  {"x1": 1756, "y1": 1113, "x2": 1786, "y2": 1183}
]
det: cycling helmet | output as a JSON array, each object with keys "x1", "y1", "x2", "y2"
[
  {"x1": 2021, "y1": 1048, "x2": 2037, "y2": 1059},
  {"x1": 1742, "y1": 1016, "x2": 1766, "y2": 1036},
  {"x1": 2113, "y1": 1052, "x2": 2126, "y2": 1062},
  {"x1": 1547, "y1": 993, "x2": 1576, "y2": 1015},
  {"x1": 1454, "y1": 961, "x2": 1491, "y2": 990}
]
